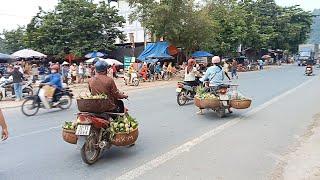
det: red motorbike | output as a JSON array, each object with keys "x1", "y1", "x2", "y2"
[{"x1": 74, "y1": 107, "x2": 137, "y2": 165}]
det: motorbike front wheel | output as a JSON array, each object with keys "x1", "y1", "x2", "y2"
[
  {"x1": 177, "y1": 91, "x2": 188, "y2": 106},
  {"x1": 21, "y1": 98, "x2": 40, "y2": 116},
  {"x1": 59, "y1": 95, "x2": 72, "y2": 110},
  {"x1": 80, "y1": 129, "x2": 101, "y2": 165},
  {"x1": 23, "y1": 87, "x2": 33, "y2": 97}
]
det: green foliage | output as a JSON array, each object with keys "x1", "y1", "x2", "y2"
[
  {"x1": 128, "y1": 0, "x2": 217, "y2": 56},
  {"x1": 129, "y1": 0, "x2": 313, "y2": 56},
  {"x1": 0, "y1": 27, "x2": 26, "y2": 54}
]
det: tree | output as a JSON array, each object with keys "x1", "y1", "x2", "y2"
[
  {"x1": 1, "y1": 27, "x2": 26, "y2": 54},
  {"x1": 25, "y1": 0, "x2": 125, "y2": 58},
  {"x1": 128, "y1": 0, "x2": 217, "y2": 56}
]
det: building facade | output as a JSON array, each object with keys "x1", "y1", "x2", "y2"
[{"x1": 109, "y1": 0, "x2": 150, "y2": 44}]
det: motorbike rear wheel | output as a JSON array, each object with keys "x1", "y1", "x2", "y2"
[
  {"x1": 133, "y1": 78, "x2": 139, "y2": 86},
  {"x1": 177, "y1": 91, "x2": 188, "y2": 106},
  {"x1": 216, "y1": 107, "x2": 226, "y2": 118},
  {"x1": 21, "y1": 98, "x2": 40, "y2": 116},
  {"x1": 81, "y1": 129, "x2": 101, "y2": 165}
]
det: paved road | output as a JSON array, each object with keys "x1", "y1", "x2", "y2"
[{"x1": 0, "y1": 65, "x2": 318, "y2": 180}]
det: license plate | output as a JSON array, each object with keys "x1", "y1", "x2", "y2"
[
  {"x1": 176, "y1": 88, "x2": 182, "y2": 93},
  {"x1": 75, "y1": 125, "x2": 91, "y2": 136},
  {"x1": 220, "y1": 94, "x2": 229, "y2": 101}
]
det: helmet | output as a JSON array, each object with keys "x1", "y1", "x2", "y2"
[
  {"x1": 95, "y1": 60, "x2": 108, "y2": 73},
  {"x1": 212, "y1": 56, "x2": 221, "y2": 64},
  {"x1": 50, "y1": 64, "x2": 60, "y2": 71},
  {"x1": 188, "y1": 59, "x2": 196, "y2": 66}
]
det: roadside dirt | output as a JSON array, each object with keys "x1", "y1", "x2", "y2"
[{"x1": 271, "y1": 113, "x2": 320, "y2": 180}]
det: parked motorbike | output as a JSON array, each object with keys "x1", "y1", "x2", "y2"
[
  {"x1": 0, "y1": 80, "x2": 33, "y2": 100},
  {"x1": 176, "y1": 77, "x2": 201, "y2": 106},
  {"x1": 75, "y1": 105, "x2": 132, "y2": 165},
  {"x1": 124, "y1": 72, "x2": 140, "y2": 86},
  {"x1": 21, "y1": 85, "x2": 73, "y2": 116},
  {"x1": 305, "y1": 65, "x2": 313, "y2": 76}
]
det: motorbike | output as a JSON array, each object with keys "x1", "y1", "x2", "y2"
[
  {"x1": 0, "y1": 79, "x2": 33, "y2": 100},
  {"x1": 74, "y1": 105, "x2": 132, "y2": 165},
  {"x1": 176, "y1": 77, "x2": 201, "y2": 106},
  {"x1": 124, "y1": 72, "x2": 140, "y2": 86},
  {"x1": 21, "y1": 85, "x2": 73, "y2": 116},
  {"x1": 305, "y1": 65, "x2": 313, "y2": 76},
  {"x1": 204, "y1": 84, "x2": 237, "y2": 118}
]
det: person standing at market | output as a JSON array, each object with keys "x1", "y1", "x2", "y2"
[
  {"x1": 89, "y1": 60, "x2": 128, "y2": 113},
  {"x1": 155, "y1": 62, "x2": 162, "y2": 80},
  {"x1": 61, "y1": 62, "x2": 70, "y2": 84},
  {"x1": 231, "y1": 58, "x2": 238, "y2": 79},
  {"x1": 70, "y1": 63, "x2": 77, "y2": 84},
  {"x1": 11, "y1": 66, "x2": 24, "y2": 101},
  {"x1": 0, "y1": 109, "x2": 8, "y2": 140},
  {"x1": 31, "y1": 64, "x2": 39, "y2": 83},
  {"x1": 78, "y1": 62, "x2": 85, "y2": 83},
  {"x1": 112, "y1": 63, "x2": 117, "y2": 78},
  {"x1": 38, "y1": 64, "x2": 46, "y2": 81}
]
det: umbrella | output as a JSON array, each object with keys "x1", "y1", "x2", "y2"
[
  {"x1": 104, "y1": 58, "x2": 123, "y2": 66},
  {"x1": 0, "y1": 53, "x2": 16, "y2": 63},
  {"x1": 86, "y1": 57, "x2": 105, "y2": 64},
  {"x1": 85, "y1": 51, "x2": 104, "y2": 58},
  {"x1": 11, "y1": 49, "x2": 47, "y2": 58},
  {"x1": 192, "y1": 51, "x2": 213, "y2": 57},
  {"x1": 262, "y1": 55, "x2": 271, "y2": 59}
]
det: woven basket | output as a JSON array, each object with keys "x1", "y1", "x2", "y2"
[
  {"x1": 62, "y1": 129, "x2": 78, "y2": 144},
  {"x1": 76, "y1": 98, "x2": 114, "y2": 113},
  {"x1": 111, "y1": 128, "x2": 139, "y2": 146},
  {"x1": 194, "y1": 96, "x2": 220, "y2": 109},
  {"x1": 230, "y1": 99, "x2": 252, "y2": 109}
]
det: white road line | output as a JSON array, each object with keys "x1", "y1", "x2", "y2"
[
  {"x1": 114, "y1": 76, "x2": 317, "y2": 180},
  {"x1": 4, "y1": 126, "x2": 60, "y2": 142}
]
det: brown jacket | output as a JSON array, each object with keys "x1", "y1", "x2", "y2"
[{"x1": 88, "y1": 74, "x2": 126, "y2": 110}]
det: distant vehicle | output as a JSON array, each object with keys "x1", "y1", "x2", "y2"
[{"x1": 298, "y1": 44, "x2": 319, "y2": 66}]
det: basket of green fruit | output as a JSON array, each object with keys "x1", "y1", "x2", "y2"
[
  {"x1": 77, "y1": 93, "x2": 114, "y2": 113},
  {"x1": 194, "y1": 86, "x2": 220, "y2": 109},
  {"x1": 62, "y1": 121, "x2": 77, "y2": 144},
  {"x1": 109, "y1": 115, "x2": 139, "y2": 146}
]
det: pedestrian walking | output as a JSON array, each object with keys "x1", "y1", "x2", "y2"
[
  {"x1": 231, "y1": 58, "x2": 238, "y2": 79},
  {"x1": 0, "y1": 109, "x2": 8, "y2": 141},
  {"x1": 11, "y1": 66, "x2": 24, "y2": 101}
]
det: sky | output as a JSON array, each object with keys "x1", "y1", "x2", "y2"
[{"x1": 0, "y1": 0, "x2": 319, "y2": 31}]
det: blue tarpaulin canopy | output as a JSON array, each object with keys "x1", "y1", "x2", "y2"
[
  {"x1": 138, "y1": 42, "x2": 173, "y2": 62},
  {"x1": 0, "y1": 53, "x2": 16, "y2": 63},
  {"x1": 192, "y1": 51, "x2": 213, "y2": 57}
]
